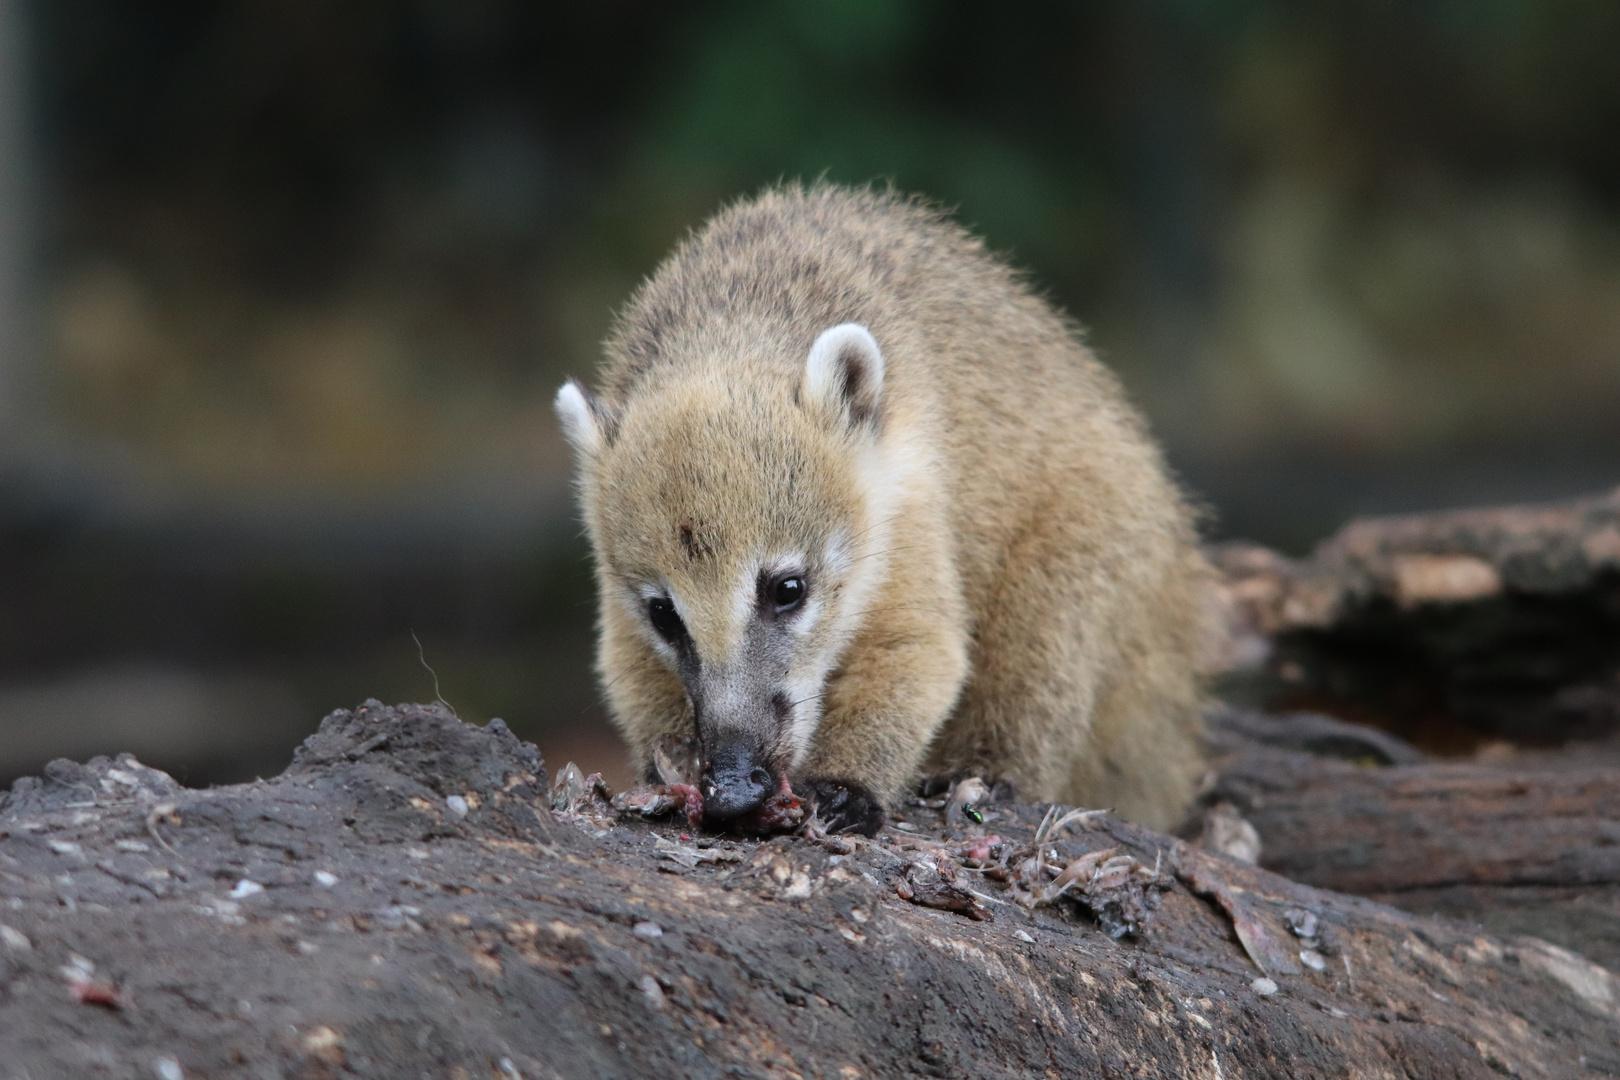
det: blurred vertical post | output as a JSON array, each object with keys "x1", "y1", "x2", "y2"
[{"x1": 0, "y1": 0, "x2": 27, "y2": 458}]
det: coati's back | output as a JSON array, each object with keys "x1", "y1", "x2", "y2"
[{"x1": 576, "y1": 184, "x2": 1207, "y2": 830}]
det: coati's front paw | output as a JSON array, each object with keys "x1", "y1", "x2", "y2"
[{"x1": 804, "y1": 779, "x2": 885, "y2": 836}]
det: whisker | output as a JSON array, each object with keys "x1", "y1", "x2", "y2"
[
  {"x1": 846, "y1": 544, "x2": 917, "y2": 564},
  {"x1": 844, "y1": 517, "x2": 894, "y2": 545}
]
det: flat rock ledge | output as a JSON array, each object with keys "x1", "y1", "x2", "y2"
[{"x1": 1, "y1": 702, "x2": 1617, "y2": 1079}]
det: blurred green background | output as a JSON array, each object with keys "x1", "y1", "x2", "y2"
[{"x1": 1, "y1": 0, "x2": 1618, "y2": 788}]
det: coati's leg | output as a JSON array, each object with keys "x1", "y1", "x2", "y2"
[
  {"x1": 1068, "y1": 663, "x2": 1203, "y2": 829},
  {"x1": 925, "y1": 487, "x2": 1122, "y2": 803},
  {"x1": 932, "y1": 512, "x2": 1206, "y2": 829},
  {"x1": 926, "y1": 542, "x2": 1102, "y2": 806},
  {"x1": 797, "y1": 517, "x2": 970, "y2": 835},
  {"x1": 1063, "y1": 560, "x2": 1206, "y2": 829}
]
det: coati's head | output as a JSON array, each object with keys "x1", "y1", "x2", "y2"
[{"x1": 555, "y1": 324, "x2": 902, "y2": 824}]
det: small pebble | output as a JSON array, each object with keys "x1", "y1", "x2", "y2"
[
  {"x1": 1299, "y1": 949, "x2": 1327, "y2": 972},
  {"x1": 1251, "y1": 977, "x2": 1279, "y2": 997},
  {"x1": 1013, "y1": 929, "x2": 1035, "y2": 943},
  {"x1": 633, "y1": 921, "x2": 664, "y2": 939},
  {"x1": 229, "y1": 879, "x2": 264, "y2": 899},
  {"x1": 892, "y1": 822, "x2": 917, "y2": 832},
  {"x1": 445, "y1": 795, "x2": 469, "y2": 817},
  {"x1": 153, "y1": 1056, "x2": 183, "y2": 1080},
  {"x1": 314, "y1": 870, "x2": 338, "y2": 888},
  {"x1": 1286, "y1": 909, "x2": 1319, "y2": 939},
  {"x1": 48, "y1": 840, "x2": 82, "y2": 856},
  {"x1": 114, "y1": 840, "x2": 151, "y2": 853},
  {"x1": 782, "y1": 870, "x2": 813, "y2": 900},
  {"x1": 639, "y1": 974, "x2": 666, "y2": 1010},
  {"x1": 0, "y1": 924, "x2": 31, "y2": 953}
]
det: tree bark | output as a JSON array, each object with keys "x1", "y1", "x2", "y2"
[
  {"x1": 1205, "y1": 705, "x2": 1620, "y2": 975},
  {"x1": 2, "y1": 702, "x2": 1617, "y2": 1079},
  {"x1": 1199, "y1": 487, "x2": 1620, "y2": 985},
  {"x1": 1210, "y1": 485, "x2": 1620, "y2": 747}
]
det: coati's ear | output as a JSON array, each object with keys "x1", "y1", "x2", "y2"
[
  {"x1": 803, "y1": 323, "x2": 885, "y2": 431},
  {"x1": 554, "y1": 379, "x2": 612, "y2": 456}
]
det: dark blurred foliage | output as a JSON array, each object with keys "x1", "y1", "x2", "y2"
[{"x1": 4, "y1": 0, "x2": 1620, "y2": 783}]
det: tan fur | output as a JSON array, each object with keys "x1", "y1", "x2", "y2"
[{"x1": 559, "y1": 184, "x2": 1211, "y2": 829}]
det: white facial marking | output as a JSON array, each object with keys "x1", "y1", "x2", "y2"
[
  {"x1": 730, "y1": 562, "x2": 758, "y2": 632},
  {"x1": 791, "y1": 592, "x2": 824, "y2": 640},
  {"x1": 784, "y1": 673, "x2": 824, "y2": 766}
]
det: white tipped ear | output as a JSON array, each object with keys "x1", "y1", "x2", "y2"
[
  {"x1": 803, "y1": 323, "x2": 885, "y2": 429},
  {"x1": 554, "y1": 379, "x2": 605, "y2": 456}
]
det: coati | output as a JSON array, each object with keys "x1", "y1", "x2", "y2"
[{"x1": 555, "y1": 184, "x2": 1211, "y2": 836}]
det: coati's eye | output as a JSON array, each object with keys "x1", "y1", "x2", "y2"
[
  {"x1": 647, "y1": 597, "x2": 685, "y2": 640},
  {"x1": 771, "y1": 576, "x2": 807, "y2": 611}
]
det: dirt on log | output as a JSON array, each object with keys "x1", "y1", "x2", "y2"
[{"x1": 2, "y1": 702, "x2": 1618, "y2": 1079}]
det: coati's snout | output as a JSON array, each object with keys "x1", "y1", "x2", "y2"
[
  {"x1": 668, "y1": 590, "x2": 808, "y2": 824},
  {"x1": 698, "y1": 737, "x2": 774, "y2": 820}
]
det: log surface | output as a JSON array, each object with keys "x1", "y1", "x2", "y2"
[
  {"x1": 1206, "y1": 705, "x2": 1620, "y2": 974},
  {"x1": 2, "y1": 702, "x2": 1617, "y2": 1079},
  {"x1": 1210, "y1": 486, "x2": 1620, "y2": 747}
]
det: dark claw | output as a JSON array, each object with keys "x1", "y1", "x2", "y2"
[{"x1": 804, "y1": 778, "x2": 885, "y2": 837}]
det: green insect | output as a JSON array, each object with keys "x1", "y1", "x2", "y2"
[{"x1": 961, "y1": 803, "x2": 985, "y2": 825}]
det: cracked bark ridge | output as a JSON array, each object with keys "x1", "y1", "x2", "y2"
[
  {"x1": 1, "y1": 702, "x2": 1617, "y2": 1077},
  {"x1": 1206, "y1": 703, "x2": 1620, "y2": 975}
]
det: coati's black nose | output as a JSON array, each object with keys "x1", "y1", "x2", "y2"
[{"x1": 700, "y1": 740, "x2": 772, "y2": 821}]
